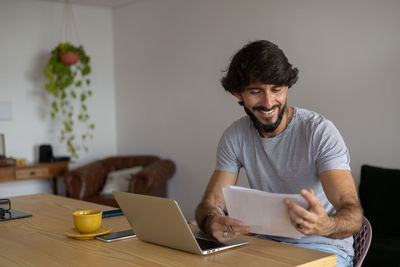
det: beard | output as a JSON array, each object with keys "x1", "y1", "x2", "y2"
[{"x1": 243, "y1": 102, "x2": 287, "y2": 134}]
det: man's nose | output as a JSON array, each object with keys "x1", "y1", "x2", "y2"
[{"x1": 261, "y1": 92, "x2": 275, "y2": 109}]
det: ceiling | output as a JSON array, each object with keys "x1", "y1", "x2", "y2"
[{"x1": 27, "y1": 0, "x2": 139, "y2": 8}]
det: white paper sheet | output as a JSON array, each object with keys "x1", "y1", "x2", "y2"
[{"x1": 222, "y1": 185, "x2": 309, "y2": 239}]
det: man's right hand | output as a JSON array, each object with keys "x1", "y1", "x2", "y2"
[
  {"x1": 208, "y1": 214, "x2": 250, "y2": 242},
  {"x1": 195, "y1": 170, "x2": 250, "y2": 242}
]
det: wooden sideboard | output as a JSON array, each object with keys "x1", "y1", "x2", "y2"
[{"x1": 0, "y1": 161, "x2": 69, "y2": 194}]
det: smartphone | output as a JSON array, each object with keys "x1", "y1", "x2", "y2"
[{"x1": 96, "y1": 229, "x2": 136, "y2": 242}]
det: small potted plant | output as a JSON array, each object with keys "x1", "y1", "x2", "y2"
[
  {"x1": 43, "y1": 42, "x2": 95, "y2": 158},
  {"x1": 58, "y1": 43, "x2": 81, "y2": 65}
]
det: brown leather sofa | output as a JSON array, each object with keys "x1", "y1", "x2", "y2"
[{"x1": 63, "y1": 155, "x2": 176, "y2": 207}]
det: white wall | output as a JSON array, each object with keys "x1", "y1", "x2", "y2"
[
  {"x1": 0, "y1": 0, "x2": 117, "y2": 197},
  {"x1": 113, "y1": 0, "x2": 400, "y2": 220}
]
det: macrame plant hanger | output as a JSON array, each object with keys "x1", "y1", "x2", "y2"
[
  {"x1": 57, "y1": 0, "x2": 82, "y2": 65},
  {"x1": 60, "y1": 0, "x2": 80, "y2": 46}
]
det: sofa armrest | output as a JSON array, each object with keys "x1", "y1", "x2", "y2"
[
  {"x1": 63, "y1": 161, "x2": 108, "y2": 200},
  {"x1": 129, "y1": 159, "x2": 176, "y2": 194}
]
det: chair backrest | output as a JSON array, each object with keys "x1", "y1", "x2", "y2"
[{"x1": 353, "y1": 216, "x2": 372, "y2": 267}]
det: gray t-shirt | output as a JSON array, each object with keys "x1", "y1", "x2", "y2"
[{"x1": 216, "y1": 107, "x2": 354, "y2": 256}]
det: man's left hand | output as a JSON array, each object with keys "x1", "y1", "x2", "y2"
[{"x1": 284, "y1": 189, "x2": 333, "y2": 236}]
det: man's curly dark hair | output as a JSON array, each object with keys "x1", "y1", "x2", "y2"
[{"x1": 221, "y1": 40, "x2": 299, "y2": 94}]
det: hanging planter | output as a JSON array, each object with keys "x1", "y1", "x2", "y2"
[
  {"x1": 43, "y1": 42, "x2": 94, "y2": 159},
  {"x1": 59, "y1": 50, "x2": 80, "y2": 65},
  {"x1": 42, "y1": 0, "x2": 95, "y2": 159},
  {"x1": 58, "y1": 42, "x2": 81, "y2": 65}
]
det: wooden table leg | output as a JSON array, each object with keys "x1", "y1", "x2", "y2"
[{"x1": 52, "y1": 177, "x2": 58, "y2": 195}]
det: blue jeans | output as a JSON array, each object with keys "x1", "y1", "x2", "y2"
[{"x1": 254, "y1": 235, "x2": 353, "y2": 267}]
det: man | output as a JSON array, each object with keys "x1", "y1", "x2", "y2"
[{"x1": 195, "y1": 40, "x2": 362, "y2": 267}]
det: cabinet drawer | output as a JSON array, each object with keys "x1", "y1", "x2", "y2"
[
  {"x1": 0, "y1": 167, "x2": 14, "y2": 182},
  {"x1": 15, "y1": 168, "x2": 49, "y2": 180}
]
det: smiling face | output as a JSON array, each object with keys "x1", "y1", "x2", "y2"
[{"x1": 234, "y1": 83, "x2": 289, "y2": 137}]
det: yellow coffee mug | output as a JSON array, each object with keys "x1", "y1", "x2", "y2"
[{"x1": 73, "y1": 210, "x2": 102, "y2": 234}]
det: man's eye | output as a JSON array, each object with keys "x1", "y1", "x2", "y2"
[{"x1": 250, "y1": 90, "x2": 261, "y2": 95}]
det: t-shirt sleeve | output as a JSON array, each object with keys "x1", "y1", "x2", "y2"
[
  {"x1": 215, "y1": 125, "x2": 242, "y2": 174},
  {"x1": 313, "y1": 120, "x2": 351, "y2": 173}
]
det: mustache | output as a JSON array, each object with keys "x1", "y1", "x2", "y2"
[{"x1": 253, "y1": 105, "x2": 280, "y2": 112}]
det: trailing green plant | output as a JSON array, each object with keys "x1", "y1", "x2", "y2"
[{"x1": 43, "y1": 42, "x2": 95, "y2": 158}]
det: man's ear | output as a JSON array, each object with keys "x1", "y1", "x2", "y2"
[{"x1": 233, "y1": 92, "x2": 243, "y2": 102}]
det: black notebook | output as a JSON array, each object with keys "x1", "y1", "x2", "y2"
[{"x1": 0, "y1": 209, "x2": 32, "y2": 222}]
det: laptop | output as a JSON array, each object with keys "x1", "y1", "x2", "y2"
[{"x1": 112, "y1": 191, "x2": 248, "y2": 255}]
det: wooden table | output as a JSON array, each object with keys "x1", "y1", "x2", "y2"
[
  {"x1": 0, "y1": 161, "x2": 69, "y2": 194},
  {"x1": 0, "y1": 194, "x2": 336, "y2": 266}
]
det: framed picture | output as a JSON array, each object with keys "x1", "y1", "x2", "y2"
[{"x1": 0, "y1": 134, "x2": 5, "y2": 158}]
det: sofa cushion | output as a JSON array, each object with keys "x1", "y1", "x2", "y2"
[
  {"x1": 363, "y1": 233, "x2": 400, "y2": 267},
  {"x1": 100, "y1": 166, "x2": 142, "y2": 195},
  {"x1": 359, "y1": 164, "x2": 400, "y2": 235}
]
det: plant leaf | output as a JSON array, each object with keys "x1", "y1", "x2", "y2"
[
  {"x1": 52, "y1": 101, "x2": 58, "y2": 112},
  {"x1": 80, "y1": 93, "x2": 86, "y2": 102}
]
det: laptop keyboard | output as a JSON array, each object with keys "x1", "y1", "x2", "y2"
[
  {"x1": 193, "y1": 230, "x2": 216, "y2": 241},
  {"x1": 196, "y1": 238, "x2": 225, "y2": 250},
  {"x1": 192, "y1": 230, "x2": 225, "y2": 250}
]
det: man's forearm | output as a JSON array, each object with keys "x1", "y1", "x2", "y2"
[
  {"x1": 319, "y1": 170, "x2": 364, "y2": 239},
  {"x1": 195, "y1": 200, "x2": 219, "y2": 232},
  {"x1": 196, "y1": 171, "x2": 238, "y2": 228},
  {"x1": 195, "y1": 201, "x2": 210, "y2": 226},
  {"x1": 326, "y1": 203, "x2": 363, "y2": 239}
]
